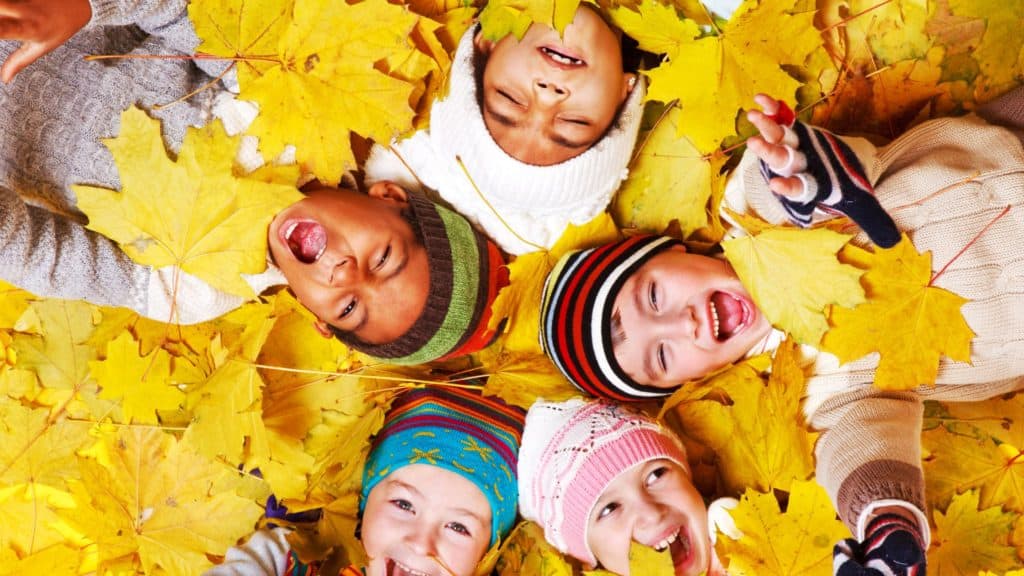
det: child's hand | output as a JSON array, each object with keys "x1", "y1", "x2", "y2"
[
  {"x1": 832, "y1": 512, "x2": 926, "y2": 575},
  {"x1": 745, "y1": 93, "x2": 901, "y2": 248},
  {"x1": 0, "y1": 0, "x2": 92, "y2": 83}
]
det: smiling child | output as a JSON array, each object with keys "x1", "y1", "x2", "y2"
[
  {"x1": 205, "y1": 386, "x2": 525, "y2": 576},
  {"x1": 364, "y1": 5, "x2": 646, "y2": 255},
  {"x1": 518, "y1": 397, "x2": 729, "y2": 576},
  {"x1": 539, "y1": 89, "x2": 1024, "y2": 573}
]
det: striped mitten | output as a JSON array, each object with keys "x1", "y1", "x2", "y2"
[
  {"x1": 757, "y1": 102, "x2": 901, "y2": 248},
  {"x1": 833, "y1": 513, "x2": 927, "y2": 576}
]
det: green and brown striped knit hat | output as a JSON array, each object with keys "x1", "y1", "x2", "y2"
[{"x1": 332, "y1": 194, "x2": 508, "y2": 364}]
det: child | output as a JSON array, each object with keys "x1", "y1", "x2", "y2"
[
  {"x1": 539, "y1": 89, "x2": 1024, "y2": 573},
  {"x1": 517, "y1": 397, "x2": 731, "y2": 576},
  {"x1": 364, "y1": 5, "x2": 646, "y2": 255},
  {"x1": 0, "y1": 1, "x2": 507, "y2": 365},
  {"x1": 204, "y1": 386, "x2": 526, "y2": 576}
]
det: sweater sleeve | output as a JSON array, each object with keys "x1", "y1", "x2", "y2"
[
  {"x1": 0, "y1": 185, "x2": 149, "y2": 313},
  {"x1": 203, "y1": 527, "x2": 292, "y2": 576}
]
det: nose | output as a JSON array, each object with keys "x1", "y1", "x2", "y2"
[
  {"x1": 633, "y1": 497, "x2": 670, "y2": 540},
  {"x1": 328, "y1": 256, "x2": 362, "y2": 286},
  {"x1": 404, "y1": 527, "x2": 439, "y2": 557},
  {"x1": 533, "y1": 78, "x2": 570, "y2": 105},
  {"x1": 651, "y1": 305, "x2": 697, "y2": 341}
]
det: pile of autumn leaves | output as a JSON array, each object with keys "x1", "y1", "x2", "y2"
[{"x1": 1, "y1": 0, "x2": 1023, "y2": 574}]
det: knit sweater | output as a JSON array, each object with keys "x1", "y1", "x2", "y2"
[
  {"x1": 363, "y1": 27, "x2": 646, "y2": 255},
  {"x1": 0, "y1": 0, "x2": 284, "y2": 324},
  {"x1": 726, "y1": 98, "x2": 1024, "y2": 541}
]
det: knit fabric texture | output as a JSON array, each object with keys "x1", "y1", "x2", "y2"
[
  {"x1": 517, "y1": 398, "x2": 688, "y2": 565},
  {"x1": 362, "y1": 26, "x2": 646, "y2": 255},
  {"x1": 360, "y1": 387, "x2": 526, "y2": 546},
  {"x1": 332, "y1": 194, "x2": 508, "y2": 364},
  {"x1": 540, "y1": 235, "x2": 682, "y2": 401}
]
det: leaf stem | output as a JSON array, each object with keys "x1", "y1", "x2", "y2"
[
  {"x1": 930, "y1": 205, "x2": 1011, "y2": 286},
  {"x1": 455, "y1": 156, "x2": 547, "y2": 252}
]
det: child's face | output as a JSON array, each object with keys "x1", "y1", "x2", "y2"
[
  {"x1": 361, "y1": 464, "x2": 493, "y2": 576},
  {"x1": 268, "y1": 182, "x2": 430, "y2": 345},
  {"x1": 612, "y1": 246, "x2": 771, "y2": 388},
  {"x1": 477, "y1": 6, "x2": 635, "y2": 166},
  {"x1": 587, "y1": 459, "x2": 711, "y2": 576}
]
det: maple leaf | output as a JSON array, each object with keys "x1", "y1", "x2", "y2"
[
  {"x1": 69, "y1": 427, "x2": 262, "y2": 576},
  {"x1": 820, "y1": 236, "x2": 974, "y2": 390},
  {"x1": 722, "y1": 227, "x2": 865, "y2": 345},
  {"x1": 89, "y1": 332, "x2": 184, "y2": 425},
  {"x1": 818, "y1": 0, "x2": 931, "y2": 66},
  {"x1": 0, "y1": 543, "x2": 81, "y2": 576},
  {"x1": 478, "y1": 0, "x2": 583, "y2": 41},
  {"x1": 923, "y1": 393, "x2": 1024, "y2": 514},
  {"x1": 612, "y1": 104, "x2": 729, "y2": 236},
  {"x1": 669, "y1": 340, "x2": 816, "y2": 494},
  {"x1": 478, "y1": 348, "x2": 577, "y2": 410},
  {"x1": 928, "y1": 490, "x2": 1020, "y2": 575},
  {"x1": 0, "y1": 281, "x2": 32, "y2": 330},
  {"x1": 488, "y1": 213, "x2": 621, "y2": 355},
  {"x1": 0, "y1": 483, "x2": 80, "y2": 560},
  {"x1": 191, "y1": 0, "x2": 421, "y2": 184},
  {"x1": 611, "y1": 0, "x2": 822, "y2": 152},
  {"x1": 715, "y1": 480, "x2": 851, "y2": 575},
  {"x1": 496, "y1": 521, "x2": 577, "y2": 576},
  {"x1": 947, "y1": 0, "x2": 1024, "y2": 100},
  {"x1": 75, "y1": 108, "x2": 301, "y2": 300},
  {"x1": 0, "y1": 403, "x2": 91, "y2": 491}
]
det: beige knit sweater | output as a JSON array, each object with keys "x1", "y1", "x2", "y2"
[{"x1": 729, "y1": 97, "x2": 1024, "y2": 538}]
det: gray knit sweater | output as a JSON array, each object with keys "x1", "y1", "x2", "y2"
[{"x1": 0, "y1": 0, "x2": 282, "y2": 322}]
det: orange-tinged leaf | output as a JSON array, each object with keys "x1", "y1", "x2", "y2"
[
  {"x1": 70, "y1": 427, "x2": 262, "y2": 576},
  {"x1": 820, "y1": 236, "x2": 974, "y2": 390},
  {"x1": 722, "y1": 227, "x2": 865, "y2": 345},
  {"x1": 193, "y1": 0, "x2": 421, "y2": 184},
  {"x1": 612, "y1": 105, "x2": 728, "y2": 236},
  {"x1": 923, "y1": 393, "x2": 1024, "y2": 514},
  {"x1": 818, "y1": 0, "x2": 931, "y2": 65},
  {"x1": 89, "y1": 332, "x2": 183, "y2": 425},
  {"x1": 928, "y1": 490, "x2": 1019, "y2": 575},
  {"x1": 614, "y1": 0, "x2": 822, "y2": 152},
  {"x1": 715, "y1": 480, "x2": 851, "y2": 576},
  {"x1": 75, "y1": 108, "x2": 301, "y2": 299}
]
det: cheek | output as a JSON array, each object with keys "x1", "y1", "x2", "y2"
[
  {"x1": 587, "y1": 522, "x2": 631, "y2": 573},
  {"x1": 359, "y1": 497, "x2": 396, "y2": 559},
  {"x1": 437, "y1": 538, "x2": 489, "y2": 576}
]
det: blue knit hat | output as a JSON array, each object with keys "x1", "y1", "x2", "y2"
[{"x1": 359, "y1": 387, "x2": 525, "y2": 546}]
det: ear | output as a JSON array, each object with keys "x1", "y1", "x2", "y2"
[
  {"x1": 474, "y1": 29, "x2": 495, "y2": 55},
  {"x1": 312, "y1": 319, "x2": 333, "y2": 338},
  {"x1": 667, "y1": 242, "x2": 687, "y2": 254},
  {"x1": 622, "y1": 72, "x2": 638, "y2": 102},
  {"x1": 366, "y1": 180, "x2": 409, "y2": 205}
]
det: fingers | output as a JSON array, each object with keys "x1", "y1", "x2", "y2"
[
  {"x1": 753, "y1": 93, "x2": 780, "y2": 115},
  {"x1": 747, "y1": 135, "x2": 790, "y2": 169},
  {"x1": 768, "y1": 176, "x2": 806, "y2": 199},
  {"x1": 747, "y1": 109, "x2": 786, "y2": 144},
  {"x1": 1, "y1": 40, "x2": 50, "y2": 82}
]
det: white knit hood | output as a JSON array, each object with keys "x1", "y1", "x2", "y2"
[{"x1": 365, "y1": 26, "x2": 646, "y2": 255}]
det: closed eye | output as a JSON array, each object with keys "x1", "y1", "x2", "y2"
[
  {"x1": 649, "y1": 282, "x2": 659, "y2": 312},
  {"x1": 375, "y1": 244, "x2": 391, "y2": 270},
  {"x1": 497, "y1": 89, "x2": 523, "y2": 107},
  {"x1": 657, "y1": 343, "x2": 666, "y2": 374},
  {"x1": 561, "y1": 117, "x2": 591, "y2": 126}
]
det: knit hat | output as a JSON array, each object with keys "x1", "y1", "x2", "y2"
[
  {"x1": 363, "y1": 26, "x2": 647, "y2": 255},
  {"x1": 360, "y1": 387, "x2": 526, "y2": 547},
  {"x1": 332, "y1": 193, "x2": 508, "y2": 364},
  {"x1": 517, "y1": 398, "x2": 688, "y2": 566},
  {"x1": 540, "y1": 235, "x2": 682, "y2": 401}
]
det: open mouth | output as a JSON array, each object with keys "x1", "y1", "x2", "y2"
[
  {"x1": 668, "y1": 527, "x2": 696, "y2": 574},
  {"x1": 386, "y1": 558, "x2": 431, "y2": 576},
  {"x1": 280, "y1": 219, "x2": 326, "y2": 264},
  {"x1": 539, "y1": 46, "x2": 585, "y2": 67},
  {"x1": 709, "y1": 291, "x2": 749, "y2": 342}
]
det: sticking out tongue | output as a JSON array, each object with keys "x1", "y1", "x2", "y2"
[
  {"x1": 670, "y1": 529, "x2": 694, "y2": 573},
  {"x1": 287, "y1": 221, "x2": 326, "y2": 264},
  {"x1": 711, "y1": 292, "x2": 745, "y2": 341}
]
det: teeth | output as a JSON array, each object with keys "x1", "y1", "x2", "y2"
[
  {"x1": 284, "y1": 221, "x2": 298, "y2": 241},
  {"x1": 394, "y1": 560, "x2": 429, "y2": 576},
  {"x1": 315, "y1": 243, "x2": 326, "y2": 262},
  {"x1": 710, "y1": 300, "x2": 721, "y2": 339},
  {"x1": 654, "y1": 529, "x2": 680, "y2": 552},
  {"x1": 541, "y1": 47, "x2": 582, "y2": 65}
]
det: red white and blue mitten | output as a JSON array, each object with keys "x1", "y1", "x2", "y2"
[
  {"x1": 834, "y1": 513, "x2": 927, "y2": 576},
  {"x1": 757, "y1": 102, "x2": 902, "y2": 248}
]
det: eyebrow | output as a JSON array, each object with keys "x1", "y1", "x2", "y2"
[{"x1": 484, "y1": 100, "x2": 592, "y2": 151}]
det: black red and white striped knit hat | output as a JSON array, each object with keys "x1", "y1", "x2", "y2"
[{"x1": 539, "y1": 235, "x2": 683, "y2": 401}]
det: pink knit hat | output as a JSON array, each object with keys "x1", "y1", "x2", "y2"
[{"x1": 517, "y1": 398, "x2": 688, "y2": 566}]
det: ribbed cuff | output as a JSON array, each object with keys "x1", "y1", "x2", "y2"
[{"x1": 836, "y1": 459, "x2": 924, "y2": 532}]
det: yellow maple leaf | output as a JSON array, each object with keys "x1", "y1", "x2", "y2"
[
  {"x1": 89, "y1": 332, "x2": 183, "y2": 425},
  {"x1": 0, "y1": 281, "x2": 32, "y2": 330},
  {"x1": 820, "y1": 236, "x2": 974, "y2": 390},
  {"x1": 947, "y1": 0, "x2": 1024, "y2": 100},
  {"x1": 612, "y1": 0, "x2": 822, "y2": 152},
  {"x1": 715, "y1": 480, "x2": 851, "y2": 576},
  {"x1": 612, "y1": 104, "x2": 728, "y2": 236},
  {"x1": 488, "y1": 213, "x2": 621, "y2": 355},
  {"x1": 70, "y1": 427, "x2": 262, "y2": 576},
  {"x1": 0, "y1": 483, "x2": 80, "y2": 560},
  {"x1": 923, "y1": 393, "x2": 1024, "y2": 514},
  {"x1": 479, "y1": 0, "x2": 583, "y2": 40},
  {"x1": 0, "y1": 543, "x2": 80, "y2": 576},
  {"x1": 478, "y1": 348, "x2": 577, "y2": 410},
  {"x1": 75, "y1": 108, "x2": 301, "y2": 299},
  {"x1": 496, "y1": 521, "x2": 577, "y2": 576},
  {"x1": 928, "y1": 490, "x2": 1020, "y2": 575},
  {"x1": 669, "y1": 340, "x2": 815, "y2": 494},
  {"x1": 722, "y1": 227, "x2": 865, "y2": 345},
  {"x1": 191, "y1": 0, "x2": 421, "y2": 184},
  {"x1": 305, "y1": 404, "x2": 386, "y2": 506}
]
